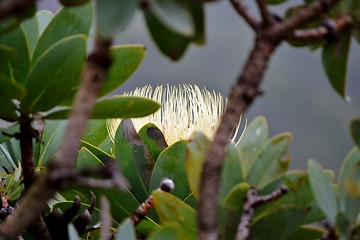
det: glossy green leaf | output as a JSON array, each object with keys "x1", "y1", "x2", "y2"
[
  {"x1": 0, "y1": 77, "x2": 26, "y2": 121},
  {"x1": 115, "y1": 119, "x2": 153, "y2": 201},
  {"x1": 308, "y1": 159, "x2": 338, "y2": 225},
  {"x1": 153, "y1": 190, "x2": 197, "y2": 239},
  {"x1": 150, "y1": 0, "x2": 194, "y2": 36},
  {"x1": 219, "y1": 142, "x2": 244, "y2": 202},
  {"x1": 77, "y1": 147, "x2": 104, "y2": 169},
  {"x1": 21, "y1": 15, "x2": 39, "y2": 57},
  {"x1": 101, "y1": 45, "x2": 146, "y2": 96},
  {"x1": 150, "y1": 140, "x2": 190, "y2": 200},
  {"x1": 285, "y1": 226, "x2": 325, "y2": 240},
  {"x1": 0, "y1": 43, "x2": 16, "y2": 65},
  {"x1": 32, "y1": 3, "x2": 92, "y2": 62},
  {"x1": 186, "y1": 131, "x2": 210, "y2": 200},
  {"x1": 144, "y1": 9, "x2": 190, "y2": 61},
  {"x1": 46, "y1": 96, "x2": 160, "y2": 119},
  {"x1": 188, "y1": 0, "x2": 205, "y2": 44},
  {"x1": 321, "y1": 29, "x2": 351, "y2": 97},
  {"x1": 237, "y1": 116, "x2": 268, "y2": 176},
  {"x1": 22, "y1": 35, "x2": 86, "y2": 113},
  {"x1": 81, "y1": 141, "x2": 112, "y2": 160},
  {"x1": 351, "y1": 119, "x2": 360, "y2": 147},
  {"x1": 96, "y1": 0, "x2": 136, "y2": 39},
  {"x1": 36, "y1": 10, "x2": 54, "y2": 36},
  {"x1": 35, "y1": 120, "x2": 67, "y2": 167},
  {"x1": 250, "y1": 205, "x2": 308, "y2": 240},
  {"x1": 247, "y1": 133, "x2": 292, "y2": 189},
  {"x1": 0, "y1": 138, "x2": 21, "y2": 172},
  {"x1": 135, "y1": 218, "x2": 160, "y2": 237},
  {"x1": 0, "y1": 123, "x2": 19, "y2": 144},
  {"x1": 220, "y1": 182, "x2": 250, "y2": 240},
  {"x1": 0, "y1": 27, "x2": 30, "y2": 84},
  {"x1": 147, "y1": 223, "x2": 180, "y2": 240},
  {"x1": 115, "y1": 218, "x2": 136, "y2": 240},
  {"x1": 82, "y1": 120, "x2": 109, "y2": 147},
  {"x1": 138, "y1": 123, "x2": 168, "y2": 161}
]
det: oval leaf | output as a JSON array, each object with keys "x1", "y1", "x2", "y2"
[
  {"x1": 138, "y1": 123, "x2": 168, "y2": 161},
  {"x1": 115, "y1": 218, "x2": 136, "y2": 240}
]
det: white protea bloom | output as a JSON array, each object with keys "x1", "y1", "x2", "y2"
[{"x1": 107, "y1": 85, "x2": 243, "y2": 145}]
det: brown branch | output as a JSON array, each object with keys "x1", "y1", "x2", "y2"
[
  {"x1": 131, "y1": 178, "x2": 174, "y2": 226},
  {"x1": 256, "y1": 0, "x2": 273, "y2": 27},
  {"x1": 230, "y1": 0, "x2": 260, "y2": 31},
  {"x1": 270, "y1": 0, "x2": 340, "y2": 39},
  {"x1": 0, "y1": 0, "x2": 35, "y2": 20},
  {"x1": 286, "y1": 15, "x2": 352, "y2": 42},
  {"x1": 236, "y1": 187, "x2": 288, "y2": 240},
  {"x1": 0, "y1": 36, "x2": 112, "y2": 240}
]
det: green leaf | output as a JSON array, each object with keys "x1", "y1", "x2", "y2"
[
  {"x1": 68, "y1": 224, "x2": 80, "y2": 240},
  {"x1": 115, "y1": 119, "x2": 153, "y2": 201},
  {"x1": 351, "y1": 118, "x2": 360, "y2": 147},
  {"x1": 115, "y1": 218, "x2": 136, "y2": 240},
  {"x1": 219, "y1": 182, "x2": 250, "y2": 240},
  {"x1": 237, "y1": 116, "x2": 268, "y2": 176},
  {"x1": 0, "y1": 27, "x2": 30, "y2": 84},
  {"x1": 247, "y1": 133, "x2": 292, "y2": 189},
  {"x1": 135, "y1": 218, "x2": 160, "y2": 237},
  {"x1": 21, "y1": 35, "x2": 87, "y2": 114},
  {"x1": 285, "y1": 226, "x2": 325, "y2": 240},
  {"x1": 186, "y1": 131, "x2": 210, "y2": 200},
  {"x1": 36, "y1": 10, "x2": 54, "y2": 36},
  {"x1": 77, "y1": 147, "x2": 104, "y2": 169},
  {"x1": 267, "y1": 0, "x2": 288, "y2": 4},
  {"x1": 96, "y1": 0, "x2": 137, "y2": 39},
  {"x1": 188, "y1": 0, "x2": 205, "y2": 45},
  {"x1": 150, "y1": 0, "x2": 194, "y2": 36},
  {"x1": 150, "y1": 140, "x2": 190, "y2": 200},
  {"x1": 336, "y1": 211, "x2": 351, "y2": 239},
  {"x1": 0, "y1": 77, "x2": 26, "y2": 121},
  {"x1": 138, "y1": 123, "x2": 168, "y2": 161},
  {"x1": 46, "y1": 96, "x2": 160, "y2": 119},
  {"x1": 153, "y1": 190, "x2": 197, "y2": 239},
  {"x1": 219, "y1": 142, "x2": 244, "y2": 202},
  {"x1": 321, "y1": 29, "x2": 351, "y2": 97},
  {"x1": 147, "y1": 223, "x2": 180, "y2": 240},
  {"x1": 144, "y1": 9, "x2": 190, "y2": 61},
  {"x1": 308, "y1": 159, "x2": 338, "y2": 225},
  {"x1": 82, "y1": 120, "x2": 109, "y2": 147},
  {"x1": 59, "y1": 0, "x2": 90, "y2": 7},
  {"x1": 81, "y1": 141, "x2": 112, "y2": 160},
  {"x1": 250, "y1": 205, "x2": 308, "y2": 240},
  {"x1": 0, "y1": 124, "x2": 19, "y2": 144},
  {"x1": 32, "y1": 3, "x2": 92, "y2": 62}
]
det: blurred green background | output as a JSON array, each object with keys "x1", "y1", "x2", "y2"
[{"x1": 35, "y1": 0, "x2": 360, "y2": 171}]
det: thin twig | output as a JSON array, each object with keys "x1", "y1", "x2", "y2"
[
  {"x1": 286, "y1": 15, "x2": 352, "y2": 41},
  {"x1": 256, "y1": 0, "x2": 273, "y2": 27},
  {"x1": 236, "y1": 187, "x2": 288, "y2": 240},
  {"x1": 100, "y1": 197, "x2": 111, "y2": 240},
  {"x1": 230, "y1": 0, "x2": 260, "y2": 31},
  {"x1": 0, "y1": 0, "x2": 35, "y2": 20},
  {"x1": 270, "y1": 0, "x2": 340, "y2": 39},
  {"x1": 0, "y1": 36, "x2": 112, "y2": 240}
]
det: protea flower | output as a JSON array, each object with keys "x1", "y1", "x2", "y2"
[{"x1": 107, "y1": 84, "x2": 243, "y2": 145}]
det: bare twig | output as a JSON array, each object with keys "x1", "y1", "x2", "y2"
[
  {"x1": 19, "y1": 115, "x2": 35, "y2": 189},
  {"x1": 131, "y1": 178, "x2": 174, "y2": 226},
  {"x1": 286, "y1": 15, "x2": 352, "y2": 41},
  {"x1": 0, "y1": 0, "x2": 35, "y2": 20},
  {"x1": 0, "y1": 36, "x2": 112, "y2": 240},
  {"x1": 256, "y1": 0, "x2": 273, "y2": 27},
  {"x1": 270, "y1": 0, "x2": 339, "y2": 39},
  {"x1": 236, "y1": 187, "x2": 288, "y2": 240},
  {"x1": 100, "y1": 197, "x2": 111, "y2": 240},
  {"x1": 230, "y1": 0, "x2": 260, "y2": 31}
]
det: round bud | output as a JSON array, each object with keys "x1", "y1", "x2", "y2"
[{"x1": 160, "y1": 178, "x2": 175, "y2": 192}]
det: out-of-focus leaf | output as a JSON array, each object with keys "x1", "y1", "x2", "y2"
[
  {"x1": 0, "y1": 44, "x2": 15, "y2": 65},
  {"x1": 188, "y1": 0, "x2": 205, "y2": 44},
  {"x1": 0, "y1": 77, "x2": 26, "y2": 121},
  {"x1": 308, "y1": 159, "x2": 338, "y2": 225},
  {"x1": 77, "y1": 147, "x2": 104, "y2": 169},
  {"x1": 247, "y1": 133, "x2": 292, "y2": 189},
  {"x1": 236, "y1": 116, "x2": 268, "y2": 176},
  {"x1": 35, "y1": 120, "x2": 67, "y2": 167},
  {"x1": 115, "y1": 218, "x2": 136, "y2": 240},
  {"x1": 285, "y1": 226, "x2": 325, "y2": 240},
  {"x1": 144, "y1": 9, "x2": 190, "y2": 61},
  {"x1": 32, "y1": 3, "x2": 92, "y2": 62},
  {"x1": 321, "y1": 29, "x2": 351, "y2": 97},
  {"x1": 138, "y1": 123, "x2": 168, "y2": 161},
  {"x1": 150, "y1": 0, "x2": 194, "y2": 36},
  {"x1": 351, "y1": 119, "x2": 360, "y2": 147},
  {"x1": 36, "y1": 10, "x2": 54, "y2": 36},
  {"x1": 60, "y1": 0, "x2": 90, "y2": 7},
  {"x1": 21, "y1": 15, "x2": 39, "y2": 57},
  {"x1": 336, "y1": 211, "x2": 351, "y2": 239},
  {"x1": 186, "y1": 131, "x2": 210, "y2": 200},
  {"x1": 219, "y1": 143, "x2": 243, "y2": 202},
  {"x1": 153, "y1": 190, "x2": 197, "y2": 239},
  {"x1": 135, "y1": 218, "x2": 160, "y2": 237},
  {"x1": 267, "y1": 0, "x2": 288, "y2": 4},
  {"x1": 150, "y1": 140, "x2": 190, "y2": 200},
  {"x1": 81, "y1": 141, "x2": 112, "y2": 161},
  {"x1": 250, "y1": 205, "x2": 308, "y2": 240},
  {"x1": 46, "y1": 96, "x2": 160, "y2": 119},
  {"x1": 0, "y1": 27, "x2": 30, "y2": 84},
  {"x1": 115, "y1": 119, "x2": 153, "y2": 201},
  {"x1": 96, "y1": 0, "x2": 137, "y2": 39},
  {"x1": 219, "y1": 182, "x2": 250, "y2": 240},
  {"x1": 0, "y1": 124, "x2": 19, "y2": 144},
  {"x1": 22, "y1": 35, "x2": 86, "y2": 114},
  {"x1": 147, "y1": 223, "x2": 180, "y2": 240},
  {"x1": 68, "y1": 224, "x2": 79, "y2": 240}
]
